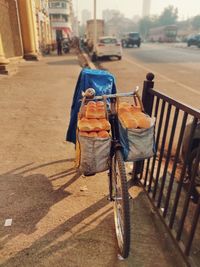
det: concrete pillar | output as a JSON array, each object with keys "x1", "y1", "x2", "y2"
[
  {"x1": 30, "y1": 0, "x2": 39, "y2": 52},
  {"x1": 0, "y1": 32, "x2": 9, "y2": 74},
  {"x1": 17, "y1": 0, "x2": 38, "y2": 60}
]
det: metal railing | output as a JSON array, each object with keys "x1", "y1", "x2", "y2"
[{"x1": 137, "y1": 73, "x2": 200, "y2": 267}]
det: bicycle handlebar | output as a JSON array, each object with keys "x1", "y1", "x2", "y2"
[{"x1": 86, "y1": 86, "x2": 139, "y2": 100}]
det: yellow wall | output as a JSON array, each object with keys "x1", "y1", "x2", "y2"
[{"x1": 0, "y1": 0, "x2": 23, "y2": 59}]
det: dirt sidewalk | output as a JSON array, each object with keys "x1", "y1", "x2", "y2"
[{"x1": 0, "y1": 52, "x2": 186, "y2": 267}]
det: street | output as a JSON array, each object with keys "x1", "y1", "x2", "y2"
[
  {"x1": 1, "y1": 0, "x2": 200, "y2": 266},
  {"x1": 98, "y1": 43, "x2": 200, "y2": 109}
]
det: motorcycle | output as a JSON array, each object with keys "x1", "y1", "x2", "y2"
[{"x1": 62, "y1": 40, "x2": 70, "y2": 54}]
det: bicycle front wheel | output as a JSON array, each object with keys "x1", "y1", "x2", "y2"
[{"x1": 111, "y1": 150, "x2": 130, "y2": 258}]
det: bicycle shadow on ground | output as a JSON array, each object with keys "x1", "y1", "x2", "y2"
[
  {"x1": 0, "y1": 158, "x2": 79, "y2": 249},
  {"x1": 1, "y1": 196, "x2": 114, "y2": 267}
]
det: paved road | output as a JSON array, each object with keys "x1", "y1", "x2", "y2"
[{"x1": 99, "y1": 43, "x2": 200, "y2": 109}]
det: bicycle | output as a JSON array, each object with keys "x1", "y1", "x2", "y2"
[{"x1": 81, "y1": 89, "x2": 141, "y2": 258}]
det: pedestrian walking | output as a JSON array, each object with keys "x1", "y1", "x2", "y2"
[{"x1": 56, "y1": 37, "x2": 62, "y2": 55}]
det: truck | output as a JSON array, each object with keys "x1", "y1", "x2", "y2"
[
  {"x1": 86, "y1": 19, "x2": 104, "y2": 52},
  {"x1": 121, "y1": 32, "x2": 141, "y2": 48}
]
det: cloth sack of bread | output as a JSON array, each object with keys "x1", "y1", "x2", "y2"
[{"x1": 118, "y1": 117, "x2": 155, "y2": 162}]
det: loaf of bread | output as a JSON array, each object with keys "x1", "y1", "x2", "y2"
[
  {"x1": 98, "y1": 130, "x2": 109, "y2": 138},
  {"x1": 119, "y1": 104, "x2": 151, "y2": 129},
  {"x1": 89, "y1": 119, "x2": 102, "y2": 131},
  {"x1": 86, "y1": 101, "x2": 106, "y2": 119},
  {"x1": 99, "y1": 118, "x2": 111, "y2": 131},
  {"x1": 119, "y1": 113, "x2": 138, "y2": 129},
  {"x1": 96, "y1": 107, "x2": 106, "y2": 119},
  {"x1": 88, "y1": 131, "x2": 98, "y2": 137},
  {"x1": 80, "y1": 130, "x2": 109, "y2": 138},
  {"x1": 134, "y1": 113, "x2": 152, "y2": 128},
  {"x1": 79, "y1": 131, "x2": 89, "y2": 137},
  {"x1": 87, "y1": 101, "x2": 96, "y2": 107},
  {"x1": 96, "y1": 101, "x2": 104, "y2": 107},
  {"x1": 78, "y1": 117, "x2": 93, "y2": 131},
  {"x1": 86, "y1": 107, "x2": 97, "y2": 118},
  {"x1": 78, "y1": 116, "x2": 111, "y2": 132},
  {"x1": 119, "y1": 102, "x2": 142, "y2": 114}
]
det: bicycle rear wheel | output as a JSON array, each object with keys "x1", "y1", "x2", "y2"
[{"x1": 111, "y1": 150, "x2": 130, "y2": 258}]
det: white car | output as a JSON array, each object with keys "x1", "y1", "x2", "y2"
[{"x1": 93, "y1": 36, "x2": 122, "y2": 61}]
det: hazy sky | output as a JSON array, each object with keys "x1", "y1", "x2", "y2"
[{"x1": 74, "y1": 0, "x2": 200, "y2": 21}]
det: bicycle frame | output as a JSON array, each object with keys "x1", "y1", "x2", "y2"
[
  {"x1": 86, "y1": 88, "x2": 139, "y2": 201},
  {"x1": 108, "y1": 105, "x2": 122, "y2": 201}
]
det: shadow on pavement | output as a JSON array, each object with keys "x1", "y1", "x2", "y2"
[
  {"x1": 1, "y1": 196, "x2": 112, "y2": 267},
  {"x1": 1, "y1": 187, "x2": 186, "y2": 267},
  {"x1": 0, "y1": 159, "x2": 79, "y2": 250},
  {"x1": 47, "y1": 59, "x2": 78, "y2": 66}
]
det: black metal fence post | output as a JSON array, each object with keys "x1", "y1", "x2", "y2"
[
  {"x1": 142, "y1": 72, "x2": 155, "y2": 116},
  {"x1": 132, "y1": 73, "x2": 155, "y2": 181}
]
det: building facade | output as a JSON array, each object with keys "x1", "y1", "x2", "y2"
[
  {"x1": 35, "y1": 0, "x2": 52, "y2": 52},
  {"x1": 0, "y1": 0, "x2": 59, "y2": 74},
  {"x1": 49, "y1": 0, "x2": 72, "y2": 42},
  {"x1": 81, "y1": 9, "x2": 91, "y2": 25}
]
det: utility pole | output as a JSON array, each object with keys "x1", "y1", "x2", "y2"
[
  {"x1": 76, "y1": 0, "x2": 79, "y2": 37},
  {"x1": 93, "y1": 0, "x2": 97, "y2": 51}
]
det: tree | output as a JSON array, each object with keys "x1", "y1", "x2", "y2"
[
  {"x1": 138, "y1": 16, "x2": 159, "y2": 40},
  {"x1": 139, "y1": 17, "x2": 152, "y2": 39},
  {"x1": 192, "y1": 15, "x2": 200, "y2": 30},
  {"x1": 158, "y1": 5, "x2": 178, "y2": 26}
]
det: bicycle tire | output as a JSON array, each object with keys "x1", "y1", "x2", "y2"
[{"x1": 111, "y1": 150, "x2": 130, "y2": 258}]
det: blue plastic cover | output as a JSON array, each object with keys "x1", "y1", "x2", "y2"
[{"x1": 66, "y1": 68, "x2": 117, "y2": 144}]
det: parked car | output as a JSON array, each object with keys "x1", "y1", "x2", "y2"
[
  {"x1": 121, "y1": 32, "x2": 141, "y2": 48},
  {"x1": 187, "y1": 34, "x2": 200, "y2": 48},
  {"x1": 92, "y1": 36, "x2": 122, "y2": 61},
  {"x1": 182, "y1": 119, "x2": 200, "y2": 185}
]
